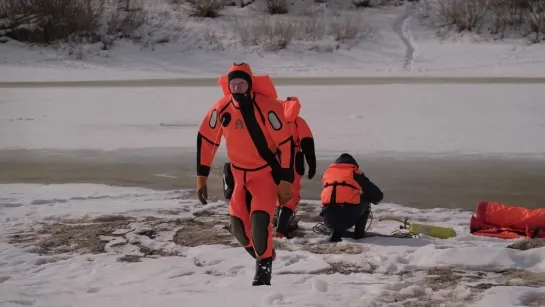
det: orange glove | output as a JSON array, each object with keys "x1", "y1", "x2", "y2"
[
  {"x1": 196, "y1": 176, "x2": 208, "y2": 204},
  {"x1": 277, "y1": 180, "x2": 292, "y2": 205}
]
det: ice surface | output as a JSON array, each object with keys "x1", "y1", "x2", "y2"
[{"x1": 3, "y1": 85, "x2": 545, "y2": 158}]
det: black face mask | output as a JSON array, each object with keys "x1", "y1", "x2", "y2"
[{"x1": 232, "y1": 92, "x2": 252, "y2": 106}]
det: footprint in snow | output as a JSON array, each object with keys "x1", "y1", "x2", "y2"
[
  {"x1": 227, "y1": 265, "x2": 246, "y2": 276},
  {"x1": 6, "y1": 300, "x2": 35, "y2": 306},
  {"x1": 311, "y1": 278, "x2": 328, "y2": 293},
  {"x1": 262, "y1": 293, "x2": 284, "y2": 306},
  {"x1": 87, "y1": 287, "x2": 100, "y2": 293},
  {"x1": 0, "y1": 276, "x2": 11, "y2": 284},
  {"x1": 281, "y1": 253, "x2": 305, "y2": 266},
  {"x1": 168, "y1": 271, "x2": 195, "y2": 279}
]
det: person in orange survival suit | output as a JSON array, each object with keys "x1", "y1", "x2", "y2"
[
  {"x1": 222, "y1": 96, "x2": 317, "y2": 239},
  {"x1": 195, "y1": 63, "x2": 295, "y2": 286},
  {"x1": 273, "y1": 96, "x2": 316, "y2": 238},
  {"x1": 320, "y1": 153, "x2": 384, "y2": 242}
]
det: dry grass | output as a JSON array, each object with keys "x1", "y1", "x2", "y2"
[
  {"x1": 233, "y1": 16, "x2": 296, "y2": 51},
  {"x1": 172, "y1": 219, "x2": 236, "y2": 247},
  {"x1": 382, "y1": 267, "x2": 545, "y2": 306},
  {"x1": 0, "y1": 0, "x2": 105, "y2": 43},
  {"x1": 265, "y1": 0, "x2": 288, "y2": 15},
  {"x1": 231, "y1": 12, "x2": 371, "y2": 51},
  {"x1": 185, "y1": 0, "x2": 224, "y2": 17},
  {"x1": 438, "y1": 0, "x2": 489, "y2": 32},
  {"x1": 428, "y1": 0, "x2": 545, "y2": 42},
  {"x1": 507, "y1": 238, "x2": 545, "y2": 250},
  {"x1": 326, "y1": 260, "x2": 378, "y2": 274},
  {"x1": 9, "y1": 215, "x2": 135, "y2": 255},
  {"x1": 7, "y1": 214, "x2": 235, "y2": 257},
  {"x1": 0, "y1": 0, "x2": 146, "y2": 45},
  {"x1": 102, "y1": 0, "x2": 147, "y2": 49},
  {"x1": 274, "y1": 238, "x2": 368, "y2": 254}
]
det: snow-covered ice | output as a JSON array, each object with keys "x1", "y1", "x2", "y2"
[
  {"x1": 3, "y1": 84, "x2": 545, "y2": 158},
  {"x1": 0, "y1": 183, "x2": 544, "y2": 307}
]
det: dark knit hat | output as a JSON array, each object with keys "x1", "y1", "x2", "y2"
[
  {"x1": 227, "y1": 70, "x2": 252, "y2": 93},
  {"x1": 334, "y1": 153, "x2": 359, "y2": 168}
]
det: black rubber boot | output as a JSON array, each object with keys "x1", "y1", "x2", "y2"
[
  {"x1": 275, "y1": 207, "x2": 294, "y2": 238},
  {"x1": 353, "y1": 210, "x2": 370, "y2": 239},
  {"x1": 329, "y1": 230, "x2": 343, "y2": 242},
  {"x1": 252, "y1": 257, "x2": 273, "y2": 286}
]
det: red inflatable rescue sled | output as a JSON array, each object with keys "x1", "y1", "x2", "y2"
[{"x1": 470, "y1": 201, "x2": 545, "y2": 239}]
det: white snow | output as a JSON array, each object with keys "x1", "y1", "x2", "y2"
[
  {"x1": 0, "y1": 183, "x2": 544, "y2": 306},
  {"x1": 470, "y1": 287, "x2": 545, "y2": 307},
  {"x1": 2, "y1": 1, "x2": 545, "y2": 305},
  {"x1": 3, "y1": 84, "x2": 545, "y2": 158},
  {"x1": 1, "y1": 1, "x2": 545, "y2": 82}
]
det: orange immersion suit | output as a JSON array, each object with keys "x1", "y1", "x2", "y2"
[
  {"x1": 274, "y1": 97, "x2": 316, "y2": 238},
  {"x1": 196, "y1": 63, "x2": 295, "y2": 286}
]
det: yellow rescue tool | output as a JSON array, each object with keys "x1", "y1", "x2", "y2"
[{"x1": 379, "y1": 215, "x2": 457, "y2": 239}]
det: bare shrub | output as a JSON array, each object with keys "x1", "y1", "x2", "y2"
[
  {"x1": 352, "y1": 0, "x2": 403, "y2": 7},
  {"x1": 234, "y1": 17, "x2": 295, "y2": 50},
  {"x1": 117, "y1": 0, "x2": 140, "y2": 10},
  {"x1": 299, "y1": 17, "x2": 327, "y2": 41},
  {"x1": 186, "y1": 0, "x2": 224, "y2": 17},
  {"x1": 202, "y1": 24, "x2": 224, "y2": 49},
  {"x1": 438, "y1": 0, "x2": 489, "y2": 32},
  {"x1": 265, "y1": 0, "x2": 289, "y2": 15},
  {"x1": 488, "y1": 0, "x2": 525, "y2": 36},
  {"x1": 328, "y1": 13, "x2": 371, "y2": 43},
  {"x1": 524, "y1": 0, "x2": 545, "y2": 42},
  {"x1": 236, "y1": 0, "x2": 254, "y2": 8},
  {"x1": 101, "y1": 0, "x2": 146, "y2": 49},
  {"x1": 353, "y1": 0, "x2": 371, "y2": 8},
  {"x1": 435, "y1": 0, "x2": 544, "y2": 42},
  {"x1": 233, "y1": 13, "x2": 371, "y2": 51},
  {"x1": 0, "y1": 0, "x2": 105, "y2": 43}
]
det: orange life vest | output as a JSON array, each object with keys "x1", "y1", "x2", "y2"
[{"x1": 320, "y1": 163, "x2": 361, "y2": 206}]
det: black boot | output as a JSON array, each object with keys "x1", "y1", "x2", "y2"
[
  {"x1": 329, "y1": 230, "x2": 343, "y2": 242},
  {"x1": 354, "y1": 209, "x2": 370, "y2": 240},
  {"x1": 275, "y1": 207, "x2": 294, "y2": 238},
  {"x1": 252, "y1": 257, "x2": 273, "y2": 286}
]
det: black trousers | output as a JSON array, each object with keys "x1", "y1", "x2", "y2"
[{"x1": 320, "y1": 195, "x2": 371, "y2": 237}]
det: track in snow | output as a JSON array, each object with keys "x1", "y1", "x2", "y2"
[{"x1": 393, "y1": 2, "x2": 418, "y2": 71}]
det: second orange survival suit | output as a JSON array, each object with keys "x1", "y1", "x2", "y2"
[{"x1": 274, "y1": 96, "x2": 316, "y2": 238}]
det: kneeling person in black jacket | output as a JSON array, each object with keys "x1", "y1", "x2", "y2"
[{"x1": 320, "y1": 153, "x2": 384, "y2": 242}]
